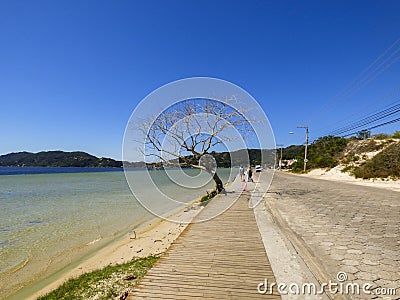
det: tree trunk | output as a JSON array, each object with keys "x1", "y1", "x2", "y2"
[
  {"x1": 212, "y1": 172, "x2": 224, "y2": 193},
  {"x1": 191, "y1": 162, "x2": 224, "y2": 193}
]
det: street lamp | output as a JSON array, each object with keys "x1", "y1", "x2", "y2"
[
  {"x1": 276, "y1": 144, "x2": 283, "y2": 169},
  {"x1": 297, "y1": 126, "x2": 309, "y2": 172}
]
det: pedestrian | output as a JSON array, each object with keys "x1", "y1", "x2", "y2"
[
  {"x1": 248, "y1": 167, "x2": 253, "y2": 182},
  {"x1": 239, "y1": 166, "x2": 244, "y2": 181}
]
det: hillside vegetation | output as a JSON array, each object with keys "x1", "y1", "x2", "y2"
[
  {"x1": 0, "y1": 149, "x2": 276, "y2": 169},
  {"x1": 291, "y1": 136, "x2": 348, "y2": 172},
  {"x1": 288, "y1": 132, "x2": 400, "y2": 179},
  {"x1": 0, "y1": 151, "x2": 122, "y2": 167},
  {"x1": 352, "y1": 142, "x2": 400, "y2": 179},
  {"x1": 180, "y1": 149, "x2": 276, "y2": 168}
]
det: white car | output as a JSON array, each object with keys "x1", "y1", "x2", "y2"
[{"x1": 255, "y1": 165, "x2": 263, "y2": 172}]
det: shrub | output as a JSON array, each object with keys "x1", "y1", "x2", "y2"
[
  {"x1": 342, "y1": 154, "x2": 359, "y2": 164},
  {"x1": 373, "y1": 133, "x2": 391, "y2": 140},
  {"x1": 352, "y1": 142, "x2": 400, "y2": 179},
  {"x1": 291, "y1": 136, "x2": 348, "y2": 172},
  {"x1": 393, "y1": 131, "x2": 400, "y2": 139},
  {"x1": 352, "y1": 139, "x2": 384, "y2": 153},
  {"x1": 341, "y1": 165, "x2": 355, "y2": 173}
]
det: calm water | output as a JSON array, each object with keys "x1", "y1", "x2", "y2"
[
  {"x1": 0, "y1": 167, "x2": 233, "y2": 298},
  {"x1": 0, "y1": 166, "x2": 123, "y2": 176}
]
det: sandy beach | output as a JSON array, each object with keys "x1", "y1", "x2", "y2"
[{"x1": 26, "y1": 201, "x2": 203, "y2": 300}]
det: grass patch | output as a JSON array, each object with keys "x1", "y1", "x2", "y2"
[
  {"x1": 37, "y1": 256, "x2": 158, "y2": 300},
  {"x1": 199, "y1": 189, "x2": 218, "y2": 206}
]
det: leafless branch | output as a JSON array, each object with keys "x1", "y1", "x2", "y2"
[{"x1": 137, "y1": 97, "x2": 256, "y2": 166}]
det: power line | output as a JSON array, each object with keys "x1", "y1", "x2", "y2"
[
  {"x1": 308, "y1": 36, "x2": 400, "y2": 132},
  {"x1": 327, "y1": 102, "x2": 400, "y2": 136},
  {"x1": 342, "y1": 117, "x2": 400, "y2": 137},
  {"x1": 312, "y1": 88, "x2": 400, "y2": 138},
  {"x1": 311, "y1": 92, "x2": 400, "y2": 140},
  {"x1": 337, "y1": 40, "x2": 400, "y2": 100}
]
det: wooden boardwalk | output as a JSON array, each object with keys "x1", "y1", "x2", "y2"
[{"x1": 128, "y1": 180, "x2": 281, "y2": 299}]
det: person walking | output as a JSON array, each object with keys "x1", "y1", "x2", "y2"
[
  {"x1": 239, "y1": 166, "x2": 245, "y2": 181},
  {"x1": 247, "y1": 167, "x2": 253, "y2": 182}
]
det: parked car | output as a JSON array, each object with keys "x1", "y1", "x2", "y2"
[{"x1": 255, "y1": 165, "x2": 263, "y2": 172}]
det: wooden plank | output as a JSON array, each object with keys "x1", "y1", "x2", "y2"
[{"x1": 128, "y1": 190, "x2": 281, "y2": 299}]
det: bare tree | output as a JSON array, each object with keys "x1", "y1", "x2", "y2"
[{"x1": 138, "y1": 98, "x2": 254, "y2": 193}]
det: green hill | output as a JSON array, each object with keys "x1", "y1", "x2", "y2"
[
  {"x1": 0, "y1": 149, "x2": 276, "y2": 169},
  {"x1": 0, "y1": 151, "x2": 122, "y2": 167}
]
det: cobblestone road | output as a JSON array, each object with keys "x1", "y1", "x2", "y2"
[{"x1": 265, "y1": 172, "x2": 399, "y2": 299}]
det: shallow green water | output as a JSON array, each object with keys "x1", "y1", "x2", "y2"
[{"x1": 0, "y1": 168, "x2": 233, "y2": 298}]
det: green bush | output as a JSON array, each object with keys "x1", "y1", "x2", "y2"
[
  {"x1": 291, "y1": 136, "x2": 348, "y2": 172},
  {"x1": 352, "y1": 142, "x2": 400, "y2": 179},
  {"x1": 342, "y1": 154, "x2": 359, "y2": 164},
  {"x1": 393, "y1": 131, "x2": 400, "y2": 139},
  {"x1": 341, "y1": 165, "x2": 355, "y2": 173},
  {"x1": 351, "y1": 139, "x2": 384, "y2": 154},
  {"x1": 373, "y1": 133, "x2": 391, "y2": 140}
]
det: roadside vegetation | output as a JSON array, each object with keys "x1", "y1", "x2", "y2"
[
  {"x1": 286, "y1": 131, "x2": 400, "y2": 179},
  {"x1": 291, "y1": 136, "x2": 348, "y2": 172},
  {"x1": 37, "y1": 256, "x2": 158, "y2": 300},
  {"x1": 352, "y1": 142, "x2": 400, "y2": 179}
]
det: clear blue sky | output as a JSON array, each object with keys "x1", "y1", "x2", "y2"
[{"x1": 1, "y1": 0, "x2": 400, "y2": 160}]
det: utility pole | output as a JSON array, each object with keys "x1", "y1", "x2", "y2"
[
  {"x1": 297, "y1": 126, "x2": 309, "y2": 172},
  {"x1": 276, "y1": 144, "x2": 283, "y2": 169}
]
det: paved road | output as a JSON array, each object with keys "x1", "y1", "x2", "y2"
[{"x1": 265, "y1": 172, "x2": 400, "y2": 299}]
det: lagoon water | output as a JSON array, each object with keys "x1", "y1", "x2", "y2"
[{"x1": 0, "y1": 167, "x2": 233, "y2": 298}]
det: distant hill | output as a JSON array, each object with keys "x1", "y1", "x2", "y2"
[
  {"x1": 159, "y1": 149, "x2": 276, "y2": 168},
  {"x1": 280, "y1": 145, "x2": 304, "y2": 160},
  {"x1": 0, "y1": 151, "x2": 123, "y2": 167},
  {"x1": 0, "y1": 148, "x2": 277, "y2": 169}
]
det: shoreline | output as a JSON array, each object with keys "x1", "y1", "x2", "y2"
[
  {"x1": 9, "y1": 198, "x2": 204, "y2": 300},
  {"x1": 3, "y1": 211, "x2": 153, "y2": 300}
]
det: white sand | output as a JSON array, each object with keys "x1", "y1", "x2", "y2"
[
  {"x1": 299, "y1": 166, "x2": 400, "y2": 192},
  {"x1": 28, "y1": 203, "x2": 202, "y2": 299}
]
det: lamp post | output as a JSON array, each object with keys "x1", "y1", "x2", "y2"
[
  {"x1": 276, "y1": 144, "x2": 283, "y2": 169},
  {"x1": 297, "y1": 126, "x2": 309, "y2": 172}
]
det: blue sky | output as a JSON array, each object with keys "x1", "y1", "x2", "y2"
[{"x1": 1, "y1": 0, "x2": 400, "y2": 160}]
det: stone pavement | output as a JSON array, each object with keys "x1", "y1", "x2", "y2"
[
  {"x1": 265, "y1": 172, "x2": 400, "y2": 299},
  {"x1": 128, "y1": 178, "x2": 281, "y2": 299}
]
